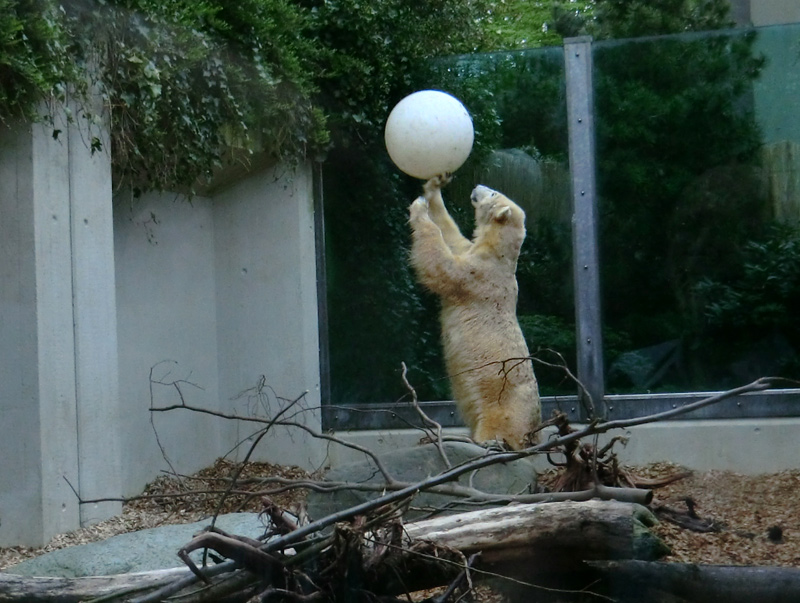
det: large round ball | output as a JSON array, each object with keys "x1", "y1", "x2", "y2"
[{"x1": 385, "y1": 90, "x2": 474, "y2": 180}]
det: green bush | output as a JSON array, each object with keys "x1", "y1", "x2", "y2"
[
  {"x1": 1, "y1": 0, "x2": 492, "y2": 194},
  {"x1": 695, "y1": 223, "x2": 800, "y2": 338},
  {"x1": 0, "y1": 0, "x2": 76, "y2": 122}
]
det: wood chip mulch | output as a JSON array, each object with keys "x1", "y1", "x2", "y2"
[
  {"x1": 0, "y1": 459, "x2": 311, "y2": 571},
  {"x1": 644, "y1": 463, "x2": 800, "y2": 567}
]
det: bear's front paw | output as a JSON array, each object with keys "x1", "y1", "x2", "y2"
[
  {"x1": 423, "y1": 173, "x2": 452, "y2": 196},
  {"x1": 409, "y1": 196, "x2": 429, "y2": 221}
]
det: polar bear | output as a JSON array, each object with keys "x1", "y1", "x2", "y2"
[{"x1": 408, "y1": 175, "x2": 541, "y2": 449}]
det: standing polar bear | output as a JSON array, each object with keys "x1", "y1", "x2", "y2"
[{"x1": 409, "y1": 175, "x2": 541, "y2": 449}]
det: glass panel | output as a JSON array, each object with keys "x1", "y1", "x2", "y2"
[
  {"x1": 323, "y1": 46, "x2": 576, "y2": 406},
  {"x1": 594, "y1": 25, "x2": 800, "y2": 394}
]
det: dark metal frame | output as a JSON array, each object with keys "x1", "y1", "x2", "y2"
[
  {"x1": 565, "y1": 37, "x2": 605, "y2": 418},
  {"x1": 315, "y1": 37, "x2": 800, "y2": 432},
  {"x1": 321, "y1": 389, "x2": 800, "y2": 431}
]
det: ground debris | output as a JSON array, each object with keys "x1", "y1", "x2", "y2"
[
  {"x1": 1, "y1": 462, "x2": 798, "y2": 573},
  {"x1": 648, "y1": 467, "x2": 800, "y2": 567},
  {"x1": 0, "y1": 459, "x2": 310, "y2": 571}
]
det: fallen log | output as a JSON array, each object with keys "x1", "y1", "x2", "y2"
[
  {"x1": 0, "y1": 501, "x2": 668, "y2": 602},
  {"x1": 0, "y1": 567, "x2": 191, "y2": 603},
  {"x1": 365, "y1": 500, "x2": 668, "y2": 595},
  {"x1": 402, "y1": 499, "x2": 668, "y2": 564},
  {"x1": 588, "y1": 560, "x2": 800, "y2": 603}
]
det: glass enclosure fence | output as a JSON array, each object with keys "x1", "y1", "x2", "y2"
[
  {"x1": 322, "y1": 45, "x2": 575, "y2": 418},
  {"x1": 594, "y1": 24, "x2": 800, "y2": 395},
  {"x1": 322, "y1": 23, "x2": 799, "y2": 426}
]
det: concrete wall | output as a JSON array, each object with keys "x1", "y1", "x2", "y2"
[
  {"x1": 114, "y1": 164, "x2": 325, "y2": 499},
  {"x1": 0, "y1": 111, "x2": 121, "y2": 547},
  {"x1": 114, "y1": 192, "x2": 223, "y2": 495},
  {"x1": 749, "y1": 0, "x2": 800, "y2": 26},
  {"x1": 730, "y1": 0, "x2": 800, "y2": 26},
  {"x1": 752, "y1": 23, "x2": 800, "y2": 147},
  {"x1": 327, "y1": 419, "x2": 800, "y2": 475},
  {"x1": 213, "y1": 166, "x2": 326, "y2": 471},
  {"x1": 1, "y1": 109, "x2": 323, "y2": 544}
]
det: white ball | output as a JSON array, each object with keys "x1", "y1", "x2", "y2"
[{"x1": 384, "y1": 90, "x2": 474, "y2": 180}]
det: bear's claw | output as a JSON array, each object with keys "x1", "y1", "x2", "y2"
[{"x1": 424, "y1": 173, "x2": 452, "y2": 195}]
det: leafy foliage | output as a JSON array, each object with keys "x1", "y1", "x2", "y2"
[
  {"x1": 593, "y1": 28, "x2": 765, "y2": 326},
  {"x1": 586, "y1": 0, "x2": 732, "y2": 38},
  {"x1": 0, "y1": 0, "x2": 76, "y2": 122},
  {"x1": 304, "y1": 0, "x2": 493, "y2": 148},
  {"x1": 695, "y1": 223, "x2": 800, "y2": 338},
  {"x1": 482, "y1": 0, "x2": 566, "y2": 49},
  {"x1": 323, "y1": 148, "x2": 452, "y2": 404},
  {"x1": 71, "y1": 0, "x2": 327, "y2": 194},
  {"x1": 545, "y1": 0, "x2": 770, "y2": 391},
  {"x1": 2, "y1": 0, "x2": 492, "y2": 194}
]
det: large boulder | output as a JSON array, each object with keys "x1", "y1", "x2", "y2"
[
  {"x1": 6, "y1": 513, "x2": 265, "y2": 578},
  {"x1": 307, "y1": 442, "x2": 538, "y2": 521}
]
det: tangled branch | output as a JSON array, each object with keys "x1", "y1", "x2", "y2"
[{"x1": 54, "y1": 368, "x2": 786, "y2": 603}]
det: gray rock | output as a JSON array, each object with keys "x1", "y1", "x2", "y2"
[
  {"x1": 6, "y1": 513, "x2": 267, "y2": 578},
  {"x1": 308, "y1": 442, "x2": 537, "y2": 521}
]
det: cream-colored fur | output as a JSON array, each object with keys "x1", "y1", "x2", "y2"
[{"x1": 409, "y1": 175, "x2": 541, "y2": 449}]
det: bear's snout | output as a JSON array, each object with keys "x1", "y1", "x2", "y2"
[{"x1": 471, "y1": 185, "x2": 496, "y2": 207}]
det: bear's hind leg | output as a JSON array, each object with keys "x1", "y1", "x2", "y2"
[{"x1": 472, "y1": 415, "x2": 527, "y2": 451}]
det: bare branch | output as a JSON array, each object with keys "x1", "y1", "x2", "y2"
[
  {"x1": 208, "y1": 391, "x2": 308, "y2": 530},
  {"x1": 149, "y1": 402, "x2": 399, "y2": 486},
  {"x1": 401, "y1": 361, "x2": 451, "y2": 468},
  {"x1": 105, "y1": 376, "x2": 784, "y2": 602}
]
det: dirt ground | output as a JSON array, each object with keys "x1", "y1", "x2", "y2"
[{"x1": 1, "y1": 460, "x2": 798, "y2": 573}]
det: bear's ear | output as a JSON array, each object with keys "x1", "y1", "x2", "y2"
[{"x1": 494, "y1": 206, "x2": 512, "y2": 223}]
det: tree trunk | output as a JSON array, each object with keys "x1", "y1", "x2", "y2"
[
  {"x1": 0, "y1": 501, "x2": 668, "y2": 602},
  {"x1": 588, "y1": 560, "x2": 800, "y2": 603},
  {"x1": 367, "y1": 500, "x2": 668, "y2": 595},
  {"x1": 0, "y1": 568, "x2": 191, "y2": 603},
  {"x1": 402, "y1": 499, "x2": 667, "y2": 564}
]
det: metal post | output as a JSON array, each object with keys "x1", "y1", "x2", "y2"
[
  {"x1": 564, "y1": 36, "x2": 605, "y2": 418},
  {"x1": 313, "y1": 161, "x2": 332, "y2": 415}
]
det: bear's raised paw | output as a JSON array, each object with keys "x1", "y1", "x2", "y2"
[{"x1": 424, "y1": 173, "x2": 452, "y2": 196}]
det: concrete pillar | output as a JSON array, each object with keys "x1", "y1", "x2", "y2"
[
  {"x1": 67, "y1": 108, "x2": 122, "y2": 527},
  {"x1": 0, "y1": 106, "x2": 121, "y2": 546}
]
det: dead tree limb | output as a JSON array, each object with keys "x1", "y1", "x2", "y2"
[
  {"x1": 0, "y1": 568, "x2": 191, "y2": 603},
  {"x1": 31, "y1": 375, "x2": 780, "y2": 603},
  {"x1": 255, "y1": 378, "x2": 778, "y2": 557},
  {"x1": 587, "y1": 560, "x2": 800, "y2": 603},
  {"x1": 0, "y1": 502, "x2": 660, "y2": 602},
  {"x1": 132, "y1": 378, "x2": 781, "y2": 517},
  {"x1": 401, "y1": 500, "x2": 667, "y2": 566},
  {"x1": 401, "y1": 361, "x2": 451, "y2": 469},
  {"x1": 178, "y1": 528, "x2": 279, "y2": 583}
]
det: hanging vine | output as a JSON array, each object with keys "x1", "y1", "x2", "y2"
[{"x1": 0, "y1": 0, "x2": 494, "y2": 195}]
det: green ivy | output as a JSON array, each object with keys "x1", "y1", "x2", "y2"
[
  {"x1": 1, "y1": 0, "x2": 495, "y2": 195},
  {"x1": 0, "y1": 0, "x2": 76, "y2": 122},
  {"x1": 695, "y1": 224, "x2": 800, "y2": 336},
  {"x1": 70, "y1": 0, "x2": 327, "y2": 194}
]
